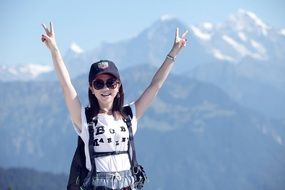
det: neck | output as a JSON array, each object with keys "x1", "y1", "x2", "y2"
[
  {"x1": 98, "y1": 103, "x2": 113, "y2": 114},
  {"x1": 99, "y1": 108, "x2": 112, "y2": 114}
]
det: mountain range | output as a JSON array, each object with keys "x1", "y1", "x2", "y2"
[
  {"x1": 1, "y1": 9, "x2": 285, "y2": 190},
  {"x1": 1, "y1": 9, "x2": 284, "y2": 119},
  {"x1": 1, "y1": 64, "x2": 285, "y2": 190}
]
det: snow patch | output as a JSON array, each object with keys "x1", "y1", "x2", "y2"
[
  {"x1": 5, "y1": 64, "x2": 53, "y2": 78},
  {"x1": 70, "y1": 42, "x2": 84, "y2": 54},
  {"x1": 230, "y1": 9, "x2": 270, "y2": 36},
  {"x1": 272, "y1": 132, "x2": 283, "y2": 145},
  {"x1": 222, "y1": 35, "x2": 267, "y2": 60},
  {"x1": 250, "y1": 39, "x2": 266, "y2": 55},
  {"x1": 20, "y1": 64, "x2": 53, "y2": 78},
  {"x1": 241, "y1": 9, "x2": 269, "y2": 35},
  {"x1": 279, "y1": 29, "x2": 285, "y2": 36},
  {"x1": 160, "y1": 14, "x2": 176, "y2": 21},
  {"x1": 222, "y1": 35, "x2": 249, "y2": 56},
  {"x1": 211, "y1": 48, "x2": 237, "y2": 62},
  {"x1": 203, "y1": 22, "x2": 214, "y2": 30},
  {"x1": 191, "y1": 26, "x2": 212, "y2": 41},
  {"x1": 238, "y1": 32, "x2": 247, "y2": 42}
]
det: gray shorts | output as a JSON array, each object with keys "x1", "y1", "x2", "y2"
[{"x1": 92, "y1": 170, "x2": 135, "y2": 189}]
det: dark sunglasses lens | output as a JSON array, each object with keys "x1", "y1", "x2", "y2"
[
  {"x1": 92, "y1": 78, "x2": 118, "y2": 90},
  {"x1": 93, "y1": 79, "x2": 105, "y2": 90},
  {"x1": 106, "y1": 79, "x2": 117, "y2": 89}
]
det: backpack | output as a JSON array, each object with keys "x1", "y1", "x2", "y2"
[{"x1": 67, "y1": 105, "x2": 147, "y2": 190}]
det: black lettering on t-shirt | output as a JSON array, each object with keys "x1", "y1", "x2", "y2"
[
  {"x1": 96, "y1": 126, "x2": 105, "y2": 135},
  {"x1": 120, "y1": 126, "x2": 126, "y2": 132},
  {"x1": 122, "y1": 137, "x2": 126, "y2": 142},
  {"x1": 94, "y1": 139, "x2": 99, "y2": 146},
  {"x1": 107, "y1": 138, "x2": 112, "y2": 143},
  {"x1": 99, "y1": 138, "x2": 104, "y2": 143},
  {"x1": 109, "y1": 128, "x2": 115, "y2": 134},
  {"x1": 94, "y1": 138, "x2": 105, "y2": 146}
]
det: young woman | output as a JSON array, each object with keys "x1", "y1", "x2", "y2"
[{"x1": 41, "y1": 22, "x2": 188, "y2": 190}]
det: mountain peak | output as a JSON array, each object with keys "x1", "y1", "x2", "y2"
[
  {"x1": 69, "y1": 42, "x2": 84, "y2": 54},
  {"x1": 229, "y1": 9, "x2": 270, "y2": 36},
  {"x1": 160, "y1": 14, "x2": 177, "y2": 22}
]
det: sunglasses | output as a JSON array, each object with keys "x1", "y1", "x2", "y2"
[{"x1": 92, "y1": 78, "x2": 119, "y2": 90}]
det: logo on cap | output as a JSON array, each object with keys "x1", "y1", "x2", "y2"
[{"x1": 98, "y1": 61, "x2": 109, "y2": 69}]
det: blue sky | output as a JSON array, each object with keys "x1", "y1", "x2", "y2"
[{"x1": 1, "y1": 0, "x2": 285, "y2": 66}]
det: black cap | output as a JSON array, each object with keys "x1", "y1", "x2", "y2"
[{"x1": 88, "y1": 60, "x2": 120, "y2": 84}]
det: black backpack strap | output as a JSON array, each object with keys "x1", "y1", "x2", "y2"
[
  {"x1": 67, "y1": 107, "x2": 95, "y2": 190},
  {"x1": 124, "y1": 115, "x2": 138, "y2": 167},
  {"x1": 84, "y1": 107, "x2": 97, "y2": 170},
  {"x1": 81, "y1": 107, "x2": 98, "y2": 188},
  {"x1": 123, "y1": 105, "x2": 148, "y2": 189},
  {"x1": 92, "y1": 151, "x2": 128, "y2": 158},
  {"x1": 122, "y1": 105, "x2": 139, "y2": 167},
  {"x1": 122, "y1": 105, "x2": 137, "y2": 165},
  {"x1": 122, "y1": 105, "x2": 133, "y2": 119},
  {"x1": 88, "y1": 117, "x2": 97, "y2": 172},
  {"x1": 67, "y1": 136, "x2": 88, "y2": 190}
]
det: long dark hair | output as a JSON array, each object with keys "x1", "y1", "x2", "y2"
[{"x1": 88, "y1": 82, "x2": 125, "y2": 119}]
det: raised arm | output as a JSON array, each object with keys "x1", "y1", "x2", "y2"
[
  {"x1": 135, "y1": 28, "x2": 188, "y2": 120},
  {"x1": 41, "y1": 22, "x2": 82, "y2": 131}
]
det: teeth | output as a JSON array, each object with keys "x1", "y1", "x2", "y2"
[{"x1": 101, "y1": 93, "x2": 111, "y2": 97}]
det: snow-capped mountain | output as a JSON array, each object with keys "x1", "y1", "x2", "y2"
[
  {"x1": 186, "y1": 9, "x2": 285, "y2": 118},
  {"x1": 0, "y1": 64, "x2": 52, "y2": 81},
  {"x1": 3, "y1": 9, "x2": 284, "y2": 81},
  {"x1": 191, "y1": 9, "x2": 285, "y2": 63},
  {"x1": 0, "y1": 42, "x2": 87, "y2": 81},
  {"x1": 1, "y1": 9, "x2": 284, "y2": 119},
  {"x1": 62, "y1": 42, "x2": 91, "y2": 79}
]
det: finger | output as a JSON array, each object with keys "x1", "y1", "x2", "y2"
[
  {"x1": 182, "y1": 30, "x2": 189, "y2": 39},
  {"x1": 42, "y1": 23, "x2": 47, "y2": 31},
  {"x1": 41, "y1": 34, "x2": 47, "y2": 42},
  {"x1": 50, "y1": 22, "x2": 53, "y2": 34},
  {"x1": 42, "y1": 23, "x2": 49, "y2": 33},
  {"x1": 182, "y1": 39, "x2": 187, "y2": 47},
  {"x1": 176, "y1": 27, "x2": 179, "y2": 39}
]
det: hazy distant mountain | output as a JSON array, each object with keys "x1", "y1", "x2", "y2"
[
  {"x1": 0, "y1": 65, "x2": 284, "y2": 190},
  {"x1": 0, "y1": 64, "x2": 53, "y2": 81},
  {"x1": 0, "y1": 167, "x2": 67, "y2": 190}
]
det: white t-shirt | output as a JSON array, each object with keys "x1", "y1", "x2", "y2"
[{"x1": 74, "y1": 103, "x2": 137, "y2": 172}]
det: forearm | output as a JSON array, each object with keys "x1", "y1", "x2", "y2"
[
  {"x1": 135, "y1": 54, "x2": 175, "y2": 119},
  {"x1": 150, "y1": 53, "x2": 175, "y2": 89},
  {"x1": 134, "y1": 27, "x2": 188, "y2": 119}
]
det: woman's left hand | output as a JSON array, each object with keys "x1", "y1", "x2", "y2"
[{"x1": 169, "y1": 28, "x2": 188, "y2": 57}]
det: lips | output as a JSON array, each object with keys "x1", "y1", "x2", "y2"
[{"x1": 101, "y1": 92, "x2": 112, "y2": 97}]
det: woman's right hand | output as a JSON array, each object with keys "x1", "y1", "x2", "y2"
[{"x1": 41, "y1": 22, "x2": 58, "y2": 52}]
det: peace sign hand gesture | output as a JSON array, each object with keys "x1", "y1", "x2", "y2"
[
  {"x1": 169, "y1": 28, "x2": 188, "y2": 58},
  {"x1": 41, "y1": 22, "x2": 58, "y2": 52}
]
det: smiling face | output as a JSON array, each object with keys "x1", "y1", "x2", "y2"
[{"x1": 89, "y1": 74, "x2": 121, "y2": 108}]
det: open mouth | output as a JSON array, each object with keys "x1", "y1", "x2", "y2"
[{"x1": 101, "y1": 93, "x2": 112, "y2": 97}]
